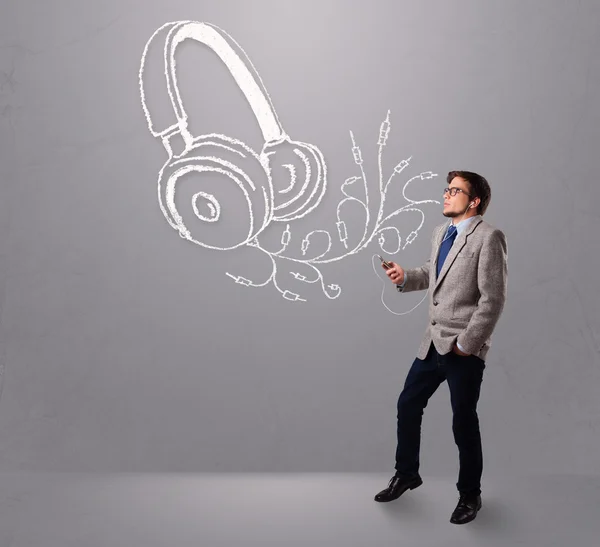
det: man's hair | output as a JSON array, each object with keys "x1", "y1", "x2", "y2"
[{"x1": 446, "y1": 170, "x2": 491, "y2": 216}]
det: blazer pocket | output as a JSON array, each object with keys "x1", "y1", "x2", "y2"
[
  {"x1": 457, "y1": 251, "x2": 475, "y2": 259},
  {"x1": 453, "y1": 303, "x2": 473, "y2": 320}
]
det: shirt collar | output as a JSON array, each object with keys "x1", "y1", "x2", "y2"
[{"x1": 449, "y1": 214, "x2": 481, "y2": 237}]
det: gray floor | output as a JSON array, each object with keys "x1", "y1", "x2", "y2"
[{"x1": 0, "y1": 472, "x2": 598, "y2": 546}]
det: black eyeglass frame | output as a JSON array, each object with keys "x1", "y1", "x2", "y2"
[{"x1": 443, "y1": 187, "x2": 473, "y2": 198}]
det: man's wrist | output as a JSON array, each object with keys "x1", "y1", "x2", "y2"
[{"x1": 396, "y1": 272, "x2": 407, "y2": 291}]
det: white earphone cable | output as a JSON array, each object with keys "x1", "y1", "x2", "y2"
[{"x1": 375, "y1": 201, "x2": 474, "y2": 315}]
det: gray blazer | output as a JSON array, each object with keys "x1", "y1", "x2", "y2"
[{"x1": 399, "y1": 216, "x2": 507, "y2": 361}]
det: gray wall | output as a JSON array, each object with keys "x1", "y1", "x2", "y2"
[{"x1": 0, "y1": 0, "x2": 599, "y2": 475}]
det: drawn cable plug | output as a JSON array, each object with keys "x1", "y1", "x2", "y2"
[
  {"x1": 301, "y1": 237, "x2": 310, "y2": 255},
  {"x1": 378, "y1": 110, "x2": 391, "y2": 147},
  {"x1": 281, "y1": 224, "x2": 291, "y2": 247},
  {"x1": 349, "y1": 131, "x2": 363, "y2": 165},
  {"x1": 341, "y1": 175, "x2": 361, "y2": 194},
  {"x1": 291, "y1": 272, "x2": 308, "y2": 282},
  {"x1": 282, "y1": 290, "x2": 305, "y2": 302},
  {"x1": 394, "y1": 156, "x2": 412, "y2": 174},
  {"x1": 336, "y1": 220, "x2": 348, "y2": 247},
  {"x1": 405, "y1": 230, "x2": 418, "y2": 245},
  {"x1": 226, "y1": 273, "x2": 252, "y2": 286}
]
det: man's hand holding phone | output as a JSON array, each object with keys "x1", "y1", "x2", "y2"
[{"x1": 379, "y1": 256, "x2": 405, "y2": 286}]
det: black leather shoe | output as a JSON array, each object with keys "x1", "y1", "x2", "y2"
[
  {"x1": 449, "y1": 493, "x2": 482, "y2": 524},
  {"x1": 374, "y1": 475, "x2": 423, "y2": 502}
]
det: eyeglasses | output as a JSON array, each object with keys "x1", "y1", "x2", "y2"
[{"x1": 443, "y1": 187, "x2": 472, "y2": 197}]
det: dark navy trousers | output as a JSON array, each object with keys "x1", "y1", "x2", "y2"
[{"x1": 394, "y1": 341, "x2": 486, "y2": 495}]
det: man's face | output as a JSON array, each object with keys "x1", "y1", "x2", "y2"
[{"x1": 443, "y1": 176, "x2": 472, "y2": 218}]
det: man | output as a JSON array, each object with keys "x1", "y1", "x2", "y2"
[{"x1": 375, "y1": 171, "x2": 507, "y2": 525}]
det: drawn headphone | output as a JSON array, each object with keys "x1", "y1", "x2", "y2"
[{"x1": 139, "y1": 21, "x2": 327, "y2": 250}]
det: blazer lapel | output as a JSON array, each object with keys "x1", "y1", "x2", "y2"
[
  {"x1": 434, "y1": 217, "x2": 482, "y2": 291},
  {"x1": 432, "y1": 220, "x2": 450, "y2": 267}
]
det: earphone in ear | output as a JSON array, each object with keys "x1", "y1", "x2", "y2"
[{"x1": 139, "y1": 21, "x2": 327, "y2": 250}]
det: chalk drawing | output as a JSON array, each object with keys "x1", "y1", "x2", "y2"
[{"x1": 139, "y1": 21, "x2": 440, "y2": 306}]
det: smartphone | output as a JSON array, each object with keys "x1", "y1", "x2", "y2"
[{"x1": 377, "y1": 255, "x2": 392, "y2": 269}]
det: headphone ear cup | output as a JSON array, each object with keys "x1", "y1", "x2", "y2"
[
  {"x1": 157, "y1": 135, "x2": 274, "y2": 250},
  {"x1": 261, "y1": 137, "x2": 327, "y2": 222}
]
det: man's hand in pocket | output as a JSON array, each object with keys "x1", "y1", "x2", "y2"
[{"x1": 453, "y1": 343, "x2": 471, "y2": 357}]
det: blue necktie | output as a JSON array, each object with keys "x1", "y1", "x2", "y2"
[{"x1": 436, "y1": 224, "x2": 457, "y2": 279}]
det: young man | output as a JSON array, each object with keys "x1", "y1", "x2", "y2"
[{"x1": 376, "y1": 171, "x2": 507, "y2": 525}]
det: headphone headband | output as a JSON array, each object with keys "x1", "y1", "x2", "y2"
[{"x1": 140, "y1": 21, "x2": 285, "y2": 151}]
